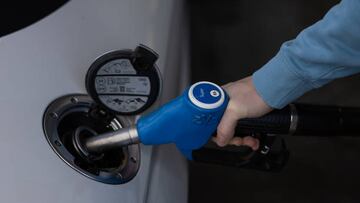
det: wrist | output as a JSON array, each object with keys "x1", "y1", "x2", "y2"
[{"x1": 252, "y1": 51, "x2": 313, "y2": 108}]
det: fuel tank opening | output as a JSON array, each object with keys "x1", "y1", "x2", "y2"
[
  {"x1": 71, "y1": 126, "x2": 104, "y2": 163},
  {"x1": 43, "y1": 95, "x2": 140, "y2": 184},
  {"x1": 58, "y1": 114, "x2": 126, "y2": 175}
]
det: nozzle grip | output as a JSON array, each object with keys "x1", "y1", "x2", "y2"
[{"x1": 234, "y1": 106, "x2": 291, "y2": 136}]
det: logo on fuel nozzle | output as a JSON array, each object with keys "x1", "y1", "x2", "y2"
[{"x1": 188, "y1": 81, "x2": 225, "y2": 110}]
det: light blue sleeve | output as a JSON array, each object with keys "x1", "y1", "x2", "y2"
[{"x1": 252, "y1": 0, "x2": 360, "y2": 109}]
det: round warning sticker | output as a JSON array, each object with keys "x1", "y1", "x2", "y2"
[
  {"x1": 86, "y1": 46, "x2": 161, "y2": 115},
  {"x1": 95, "y1": 75, "x2": 151, "y2": 112}
]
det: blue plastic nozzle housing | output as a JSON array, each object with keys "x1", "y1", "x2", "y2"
[{"x1": 136, "y1": 81, "x2": 229, "y2": 159}]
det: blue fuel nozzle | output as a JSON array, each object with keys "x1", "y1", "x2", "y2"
[{"x1": 137, "y1": 81, "x2": 229, "y2": 159}]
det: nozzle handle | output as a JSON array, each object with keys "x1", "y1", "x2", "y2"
[
  {"x1": 234, "y1": 105, "x2": 291, "y2": 136},
  {"x1": 234, "y1": 104, "x2": 360, "y2": 137}
]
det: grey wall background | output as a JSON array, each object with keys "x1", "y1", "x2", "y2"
[{"x1": 188, "y1": 0, "x2": 360, "y2": 202}]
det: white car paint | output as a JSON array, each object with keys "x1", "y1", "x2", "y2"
[{"x1": 0, "y1": 0, "x2": 189, "y2": 202}]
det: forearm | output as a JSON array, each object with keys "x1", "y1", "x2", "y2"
[{"x1": 253, "y1": 0, "x2": 360, "y2": 108}]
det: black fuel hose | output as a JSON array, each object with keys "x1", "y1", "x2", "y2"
[{"x1": 235, "y1": 103, "x2": 360, "y2": 136}]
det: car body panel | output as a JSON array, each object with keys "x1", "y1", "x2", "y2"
[{"x1": 0, "y1": 0, "x2": 188, "y2": 202}]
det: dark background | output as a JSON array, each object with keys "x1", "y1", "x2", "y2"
[{"x1": 188, "y1": 0, "x2": 360, "y2": 202}]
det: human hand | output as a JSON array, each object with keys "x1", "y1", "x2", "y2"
[{"x1": 213, "y1": 76, "x2": 273, "y2": 150}]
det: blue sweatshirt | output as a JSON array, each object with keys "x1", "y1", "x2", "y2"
[{"x1": 252, "y1": 0, "x2": 360, "y2": 108}]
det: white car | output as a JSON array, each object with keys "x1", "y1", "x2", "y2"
[{"x1": 0, "y1": 0, "x2": 189, "y2": 202}]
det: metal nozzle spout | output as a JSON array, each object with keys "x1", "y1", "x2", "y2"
[{"x1": 83, "y1": 126, "x2": 140, "y2": 154}]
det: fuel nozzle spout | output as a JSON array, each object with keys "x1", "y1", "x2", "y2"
[
  {"x1": 73, "y1": 125, "x2": 140, "y2": 158},
  {"x1": 74, "y1": 81, "x2": 228, "y2": 160}
]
